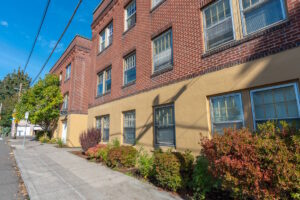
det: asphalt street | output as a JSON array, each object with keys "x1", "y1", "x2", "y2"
[{"x1": 0, "y1": 137, "x2": 20, "y2": 200}]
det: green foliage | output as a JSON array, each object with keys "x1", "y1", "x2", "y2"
[
  {"x1": 39, "y1": 135, "x2": 50, "y2": 143},
  {"x1": 201, "y1": 122, "x2": 300, "y2": 200},
  {"x1": 56, "y1": 138, "x2": 64, "y2": 148},
  {"x1": 190, "y1": 156, "x2": 220, "y2": 200},
  {"x1": 0, "y1": 68, "x2": 31, "y2": 128},
  {"x1": 86, "y1": 144, "x2": 107, "y2": 160},
  {"x1": 48, "y1": 138, "x2": 57, "y2": 144},
  {"x1": 173, "y1": 150, "x2": 194, "y2": 188},
  {"x1": 152, "y1": 151, "x2": 182, "y2": 191},
  {"x1": 111, "y1": 138, "x2": 120, "y2": 148},
  {"x1": 95, "y1": 146, "x2": 109, "y2": 163},
  {"x1": 137, "y1": 148, "x2": 154, "y2": 179},
  {"x1": 106, "y1": 146, "x2": 138, "y2": 168},
  {"x1": 15, "y1": 74, "x2": 63, "y2": 136}
]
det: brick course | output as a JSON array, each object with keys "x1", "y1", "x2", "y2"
[{"x1": 89, "y1": 0, "x2": 300, "y2": 108}]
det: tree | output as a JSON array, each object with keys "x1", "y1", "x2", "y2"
[
  {"x1": 15, "y1": 74, "x2": 63, "y2": 137},
  {"x1": 0, "y1": 68, "x2": 31, "y2": 128}
]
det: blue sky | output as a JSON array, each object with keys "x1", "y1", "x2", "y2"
[{"x1": 0, "y1": 0, "x2": 101, "y2": 81}]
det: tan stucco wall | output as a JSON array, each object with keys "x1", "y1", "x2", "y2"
[
  {"x1": 53, "y1": 114, "x2": 88, "y2": 147},
  {"x1": 88, "y1": 46, "x2": 300, "y2": 153}
]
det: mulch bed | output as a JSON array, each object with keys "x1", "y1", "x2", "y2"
[{"x1": 70, "y1": 150, "x2": 88, "y2": 159}]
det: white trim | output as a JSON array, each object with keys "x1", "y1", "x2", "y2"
[
  {"x1": 210, "y1": 93, "x2": 245, "y2": 134},
  {"x1": 250, "y1": 83, "x2": 300, "y2": 130}
]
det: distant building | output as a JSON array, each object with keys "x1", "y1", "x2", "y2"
[{"x1": 15, "y1": 120, "x2": 42, "y2": 137}]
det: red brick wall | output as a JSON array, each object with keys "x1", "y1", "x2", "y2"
[
  {"x1": 50, "y1": 36, "x2": 92, "y2": 114},
  {"x1": 89, "y1": 0, "x2": 300, "y2": 108}
]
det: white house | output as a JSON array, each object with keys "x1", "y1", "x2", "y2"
[{"x1": 16, "y1": 120, "x2": 42, "y2": 137}]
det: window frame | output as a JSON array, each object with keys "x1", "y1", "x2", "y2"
[
  {"x1": 209, "y1": 93, "x2": 245, "y2": 134},
  {"x1": 154, "y1": 104, "x2": 176, "y2": 147},
  {"x1": 96, "y1": 115, "x2": 110, "y2": 143},
  {"x1": 99, "y1": 21, "x2": 113, "y2": 53},
  {"x1": 250, "y1": 83, "x2": 300, "y2": 130},
  {"x1": 123, "y1": 111, "x2": 136, "y2": 145},
  {"x1": 65, "y1": 64, "x2": 71, "y2": 80},
  {"x1": 202, "y1": 0, "x2": 236, "y2": 51},
  {"x1": 152, "y1": 29, "x2": 174, "y2": 74},
  {"x1": 123, "y1": 52, "x2": 136, "y2": 86},
  {"x1": 125, "y1": 0, "x2": 136, "y2": 31},
  {"x1": 62, "y1": 93, "x2": 69, "y2": 111},
  {"x1": 239, "y1": 0, "x2": 287, "y2": 36},
  {"x1": 97, "y1": 67, "x2": 112, "y2": 97},
  {"x1": 152, "y1": 0, "x2": 164, "y2": 9}
]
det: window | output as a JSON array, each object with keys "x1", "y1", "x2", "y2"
[
  {"x1": 125, "y1": 0, "x2": 136, "y2": 31},
  {"x1": 210, "y1": 93, "x2": 244, "y2": 134},
  {"x1": 96, "y1": 116, "x2": 110, "y2": 142},
  {"x1": 105, "y1": 68, "x2": 111, "y2": 93},
  {"x1": 62, "y1": 93, "x2": 69, "y2": 111},
  {"x1": 65, "y1": 64, "x2": 71, "y2": 80},
  {"x1": 97, "y1": 68, "x2": 111, "y2": 96},
  {"x1": 240, "y1": 0, "x2": 286, "y2": 35},
  {"x1": 152, "y1": 0, "x2": 164, "y2": 8},
  {"x1": 99, "y1": 22, "x2": 113, "y2": 52},
  {"x1": 250, "y1": 83, "x2": 300, "y2": 128},
  {"x1": 59, "y1": 72, "x2": 62, "y2": 83},
  {"x1": 123, "y1": 111, "x2": 136, "y2": 144},
  {"x1": 152, "y1": 29, "x2": 173, "y2": 73},
  {"x1": 203, "y1": 0, "x2": 234, "y2": 50},
  {"x1": 154, "y1": 104, "x2": 175, "y2": 146},
  {"x1": 124, "y1": 53, "x2": 136, "y2": 85}
]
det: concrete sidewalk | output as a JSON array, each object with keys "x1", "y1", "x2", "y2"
[{"x1": 11, "y1": 139, "x2": 182, "y2": 200}]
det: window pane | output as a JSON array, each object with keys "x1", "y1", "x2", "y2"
[
  {"x1": 103, "y1": 116, "x2": 110, "y2": 142},
  {"x1": 242, "y1": 0, "x2": 285, "y2": 34},
  {"x1": 124, "y1": 112, "x2": 135, "y2": 144},
  {"x1": 252, "y1": 85, "x2": 300, "y2": 121},
  {"x1": 204, "y1": 0, "x2": 233, "y2": 50},
  {"x1": 96, "y1": 118, "x2": 101, "y2": 130},
  {"x1": 213, "y1": 122, "x2": 243, "y2": 135},
  {"x1": 126, "y1": 1, "x2": 136, "y2": 30},
  {"x1": 124, "y1": 54, "x2": 136, "y2": 85},
  {"x1": 105, "y1": 69, "x2": 111, "y2": 92},
  {"x1": 155, "y1": 105, "x2": 175, "y2": 146},
  {"x1": 211, "y1": 94, "x2": 243, "y2": 122},
  {"x1": 211, "y1": 94, "x2": 244, "y2": 134},
  {"x1": 153, "y1": 30, "x2": 172, "y2": 72}
]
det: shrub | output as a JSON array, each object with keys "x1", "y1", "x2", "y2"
[
  {"x1": 111, "y1": 138, "x2": 120, "y2": 148},
  {"x1": 137, "y1": 148, "x2": 154, "y2": 179},
  {"x1": 39, "y1": 135, "x2": 50, "y2": 143},
  {"x1": 56, "y1": 138, "x2": 64, "y2": 148},
  {"x1": 95, "y1": 146, "x2": 109, "y2": 162},
  {"x1": 152, "y1": 151, "x2": 182, "y2": 191},
  {"x1": 173, "y1": 150, "x2": 194, "y2": 188},
  {"x1": 86, "y1": 144, "x2": 107, "y2": 160},
  {"x1": 48, "y1": 138, "x2": 57, "y2": 144},
  {"x1": 106, "y1": 146, "x2": 138, "y2": 168},
  {"x1": 79, "y1": 128, "x2": 101, "y2": 152},
  {"x1": 201, "y1": 124, "x2": 300, "y2": 200},
  {"x1": 190, "y1": 156, "x2": 220, "y2": 200}
]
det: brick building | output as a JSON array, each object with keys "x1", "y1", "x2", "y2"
[
  {"x1": 51, "y1": 0, "x2": 300, "y2": 152},
  {"x1": 50, "y1": 35, "x2": 92, "y2": 146}
]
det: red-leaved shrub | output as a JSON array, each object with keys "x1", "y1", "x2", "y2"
[
  {"x1": 201, "y1": 122, "x2": 300, "y2": 199},
  {"x1": 86, "y1": 144, "x2": 107, "y2": 159},
  {"x1": 79, "y1": 128, "x2": 101, "y2": 152}
]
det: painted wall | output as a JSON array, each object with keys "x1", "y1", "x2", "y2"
[
  {"x1": 53, "y1": 114, "x2": 88, "y2": 147},
  {"x1": 88, "y1": 46, "x2": 300, "y2": 153}
]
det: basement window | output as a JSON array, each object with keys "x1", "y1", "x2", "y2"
[{"x1": 210, "y1": 93, "x2": 244, "y2": 134}]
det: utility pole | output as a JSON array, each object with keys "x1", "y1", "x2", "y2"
[{"x1": 12, "y1": 82, "x2": 23, "y2": 139}]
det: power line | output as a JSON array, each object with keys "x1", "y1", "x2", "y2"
[
  {"x1": 31, "y1": 0, "x2": 83, "y2": 85},
  {"x1": 24, "y1": 0, "x2": 51, "y2": 72}
]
